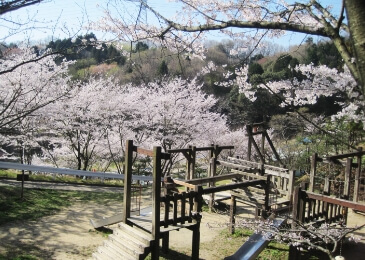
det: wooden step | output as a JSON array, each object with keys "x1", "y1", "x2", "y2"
[
  {"x1": 93, "y1": 223, "x2": 154, "y2": 260},
  {"x1": 103, "y1": 240, "x2": 138, "y2": 260},
  {"x1": 96, "y1": 244, "x2": 120, "y2": 260},
  {"x1": 110, "y1": 231, "x2": 146, "y2": 251},
  {"x1": 118, "y1": 222, "x2": 153, "y2": 244},
  {"x1": 92, "y1": 251, "x2": 109, "y2": 260},
  {"x1": 107, "y1": 234, "x2": 144, "y2": 257}
]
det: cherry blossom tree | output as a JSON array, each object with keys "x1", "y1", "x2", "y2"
[
  {"x1": 0, "y1": 47, "x2": 73, "y2": 131},
  {"x1": 39, "y1": 76, "x2": 123, "y2": 170},
  {"x1": 39, "y1": 75, "x2": 240, "y2": 175},
  {"x1": 0, "y1": 47, "x2": 73, "y2": 164},
  {"x1": 95, "y1": 0, "x2": 365, "y2": 121},
  {"x1": 112, "y1": 77, "x2": 233, "y2": 175}
]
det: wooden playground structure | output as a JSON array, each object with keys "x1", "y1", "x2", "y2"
[
  {"x1": 1, "y1": 122, "x2": 363, "y2": 259},
  {"x1": 93, "y1": 123, "x2": 365, "y2": 260}
]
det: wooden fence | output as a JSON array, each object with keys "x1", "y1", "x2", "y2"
[
  {"x1": 309, "y1": 150, "x2": 365, "y2": 204},
  {"x1": 292, "y1": 186, "x2": 365, "y2": 226}
]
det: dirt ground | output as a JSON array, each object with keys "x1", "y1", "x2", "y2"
[
  {"x1": 0, "y1": 182, "x2": 364, "y2": 259},
  {"x1": 0, "y1": 200, "x2": 232, "y2": 259}
]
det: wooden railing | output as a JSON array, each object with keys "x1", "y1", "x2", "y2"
[
  {"x1": 292, "y1": 187, "x2": 365, "y2": 225},
  {"x1": 309, "y1": 150, "x2": 365, "y2": 203},
  {"x1": 160, "y1": 190, "x2": 202, "y2": 228},
  {"x1": 222, "y1": 157, "x2": 295, "y2": 201}
]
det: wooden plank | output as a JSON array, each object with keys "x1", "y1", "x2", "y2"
[
  {"x1": 227, "y1": 157, "x2": 261, "y2": 168},
  {"x1": 230, "y1": 169, "x2": 266, "y2": 180},
  {"x1": 218, "y1": 160, "x2": 257, "y2": 172},
  {"x1": 306, "y1": 191, "x2": 365, "y2": 212},
  {"x1": 202, "y1": 179, "x2": 265, "y2": 194},
  {"x1": 136, "y1": 147, "x2": 170, "y2": 160},
  {"x1": 90, "y1": 214, "x2": 124, "y2": 228},
  {"x1": 265, "y1": 170, "x2": 290, "y2": 178},
  {"x1": 184, "y1": 173, "x2": 243, "y2": 185},
  {"x1": 173, "y1": 179, "x2": 197, "y2": 189}
]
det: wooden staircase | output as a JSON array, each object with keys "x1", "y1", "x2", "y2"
[{"x1": 93, "y1": 222, "x2": 154, "y2": 260}]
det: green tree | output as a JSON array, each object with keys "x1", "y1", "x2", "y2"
[
  {"x1": 248, "y1": 62, "x2": 264, "y2": 78},
  {"x1": 157, "y1": 60, "x2": 169, "y2": 76}
]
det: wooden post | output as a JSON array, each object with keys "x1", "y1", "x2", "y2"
[
  {"x1": 191, "y1": 222, "x2": 201, "y2": 259},
  {"x1": 162, "y1": 232, "x2": 169, "y2": 254},
  {"x1": 343, "y1": 158, "x2": 352, "y2": 224},
  {"x1": 323, "y1": 177, "x2": 330, "y2": 221},
  {"x1": 194, "y1": 185, "x2": 203, "y2": 213},
  {"x1": 191, "y1": 146, "x2": 196, "y2": 179},
  {"x1": 309, "y1": 153, "x2": 318, "y2": 192},
  {"x1": 289, "y1": 186, "x2": 301, "y2": 260},
  {"x1": 247, "y1": 125, "x2": 252, "y2": 161},
  {"x1": 354, "y1": 148, "x2": 362, "y2": 203},
  {"x1": 151, "y1": 146, "x2": 162, "y2": 260},
  {"x1": 261, "y1": 129, "x2": 265, "y2": 162},
  {"x1": 264, "y1": 174, "x2": 271, "y2": 217},
  {"x1": 185, "y1": 149, "x2": 191, "y2": 181},
  {"x1": 208, "y1": 145, "x2": 218, "y2": 211},
  {"x1": 123, "y1": 140, "x2": 134, "y2": 223},
  {"x1": 344, "y1": 158, "x2": 352, "y2": 199},
  {"x1": 207, "y1": 144, "x2": 214, "y2": 178},
  {"x1": 229, "y1": 195, "x2": 236, "y2": 234},
  {"x1": 287, "y1": 170, "x2": 295, "y2": 200}
]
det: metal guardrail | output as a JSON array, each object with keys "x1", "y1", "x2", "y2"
[{"x1": 0, "y1": 161, "x2": 154, "y2": 181}]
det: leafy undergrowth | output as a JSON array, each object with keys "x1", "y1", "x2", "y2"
[{"x1": 0, "y1": 186, "x2": 123, "y2": 225}]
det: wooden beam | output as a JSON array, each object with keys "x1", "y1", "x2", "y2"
[
  {"x1": 135, "y1": 147, "x2": 170, "y2": 160},
  {"x1": 202, "y1": 180, "x2": 265, "y2": 194},
  {"x1": 218, "y1": 160, "x2": 257, "y2": 173},
  {"x1": 195, "y1": 146, "x2": 215, "y2": 152},
  {"x1": 184, "y1": 173, "x2": 244, "y2": 185},
  {"x1": 230, "y1": 169, "x2": 266, "y2": 180},
  {"x1": 325, "y1": 150, "x2": 365, "y2": 160},
  {"x1": 264, "y1": 131, "x2": 284, "y2": 166},
  {"x1": 265, "y1": 170, "x2": 290, "y2": 178},
  {"x1": 172, "y1": 179, "x2": 197, "y2": 189},
  {"x1": 306, "y1": 192, "x2": 365, "y2": 212},
  {"x1": 168, "y1": 148, "x2": 191, "y2": 153}
]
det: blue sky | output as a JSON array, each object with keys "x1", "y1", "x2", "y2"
[{"x1": 0, "y1": 0, "x2": 343, "y2": 48}]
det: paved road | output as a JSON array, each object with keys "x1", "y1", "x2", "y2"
[{"x1": 0, "y1": 178, "x2": 124, "y2": 193}]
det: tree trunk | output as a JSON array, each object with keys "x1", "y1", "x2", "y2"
[{"x1": 345, "y1": 0, "x2": 365, "y2": 98}]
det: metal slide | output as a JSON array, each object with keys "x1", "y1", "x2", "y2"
[{"x1": 225, "y1": 217, "x2": 286, "y2": 260}]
